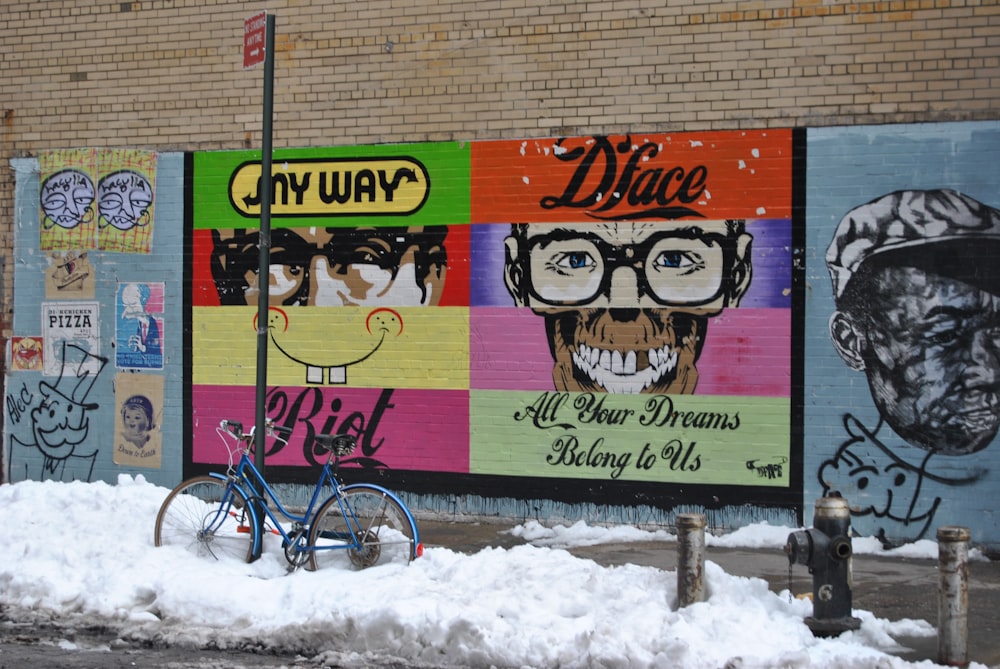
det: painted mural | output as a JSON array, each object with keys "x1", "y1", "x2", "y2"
[
  {"x1": 468, "y1": 133, "x2": 794, "y2": 497},
  {"x1": 183, "y1": 131, "x2": 797, "y2": 521},
  {"x1": 805, "y1": 121, "x2": 1000, "y2": 547},
  {"x1": 189, "y1": 143, "x2": 473, "y2": 473},
  {"x1": 10, "y1": 121, "x2": 999, "y2": 547}
]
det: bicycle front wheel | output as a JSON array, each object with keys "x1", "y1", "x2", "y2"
[
  {"x1": 154, "y1": 475, "x2": 259, "y2": 562},
  {"x1": 307, "y1": 485, "x2": 418, "y2": 570}
]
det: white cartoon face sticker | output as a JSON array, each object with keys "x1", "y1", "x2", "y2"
[
  {"x1": 40, "y1": 169, "x2": 96, "y2": 230},
  {"x1": 98, "y1": 170, "x2": 153, "y2": 230}
]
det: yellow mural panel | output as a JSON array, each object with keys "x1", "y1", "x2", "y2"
[{"x1": 192, "y1": 306, "x2": 469, "y2": 389}]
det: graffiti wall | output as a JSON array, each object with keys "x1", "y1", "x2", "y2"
[
  {"x1": 805, "y1": 121, "x2": 1000, "y2": 547},
  {"x1": 8, "y1": 121, "x2": 998, "y2": 545},
  {"x1": 5, "y1": 152, "x2": 184, "y2": 487}
]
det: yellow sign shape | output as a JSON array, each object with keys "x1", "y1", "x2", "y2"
[{"x1": 228, "y1": 157, "x2": 430, "y2": 218}]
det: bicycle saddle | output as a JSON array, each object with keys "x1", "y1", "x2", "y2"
[{"x1": 315, "y1": 433, "x2": 357, "y2": 456}]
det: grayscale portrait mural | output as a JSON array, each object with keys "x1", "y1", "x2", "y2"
[{"x1": 805, "y1": 122, "x2": 1000, "y2": 546}]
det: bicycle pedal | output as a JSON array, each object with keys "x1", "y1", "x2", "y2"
[{"x1": 237, "y1": 525, "x2": 251, "y2": 534}]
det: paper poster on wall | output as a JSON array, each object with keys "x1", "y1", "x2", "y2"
[
  {"x1": 45, "y1": 250, "x2": 94, "y2": 299},
  {"x1": 9, "y1": 336, "x2": 43, "y2": 371},
  {"x1": 39, "y1": 148, "x2": 98, "y2": 251},
  {"x1": 116, "y1": 282, "x2": 164, "y2": 370},
  {"x1": 41, "y1": 302, "x2": 101, "y2": 377},
  {"x1": 97, "y1": 149, "x2": 157, "y2": 253},
  {"x1": 113, "y1": 372, "x2": 163, "y2": 468}
]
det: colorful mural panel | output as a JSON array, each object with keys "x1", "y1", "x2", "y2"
[
  {"x1": 466, "y1": 133, "x2": 795, "y2": 492},
  {"x1": 191, "y1": 385, "x2": 469, "y2": 473},
  {"x1": 190, "y1": 143, "x2": 475, "y2": 477},
  {"x1": 470, "y1": 390, "x2": 790, "y2": 485}
]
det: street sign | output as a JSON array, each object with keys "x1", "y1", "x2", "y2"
[{"x1": 243, "y1": 11, "x2": 267, "y2": 69}]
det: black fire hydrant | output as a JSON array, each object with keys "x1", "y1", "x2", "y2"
[{"x1": 785, "y1": 495, "x2": 862, "y2": 636}]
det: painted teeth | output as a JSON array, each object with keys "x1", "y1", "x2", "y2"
[{"x1": 572, "y1": 344, "x2": 679, "y2": 394}]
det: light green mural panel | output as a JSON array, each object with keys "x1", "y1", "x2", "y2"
[{"x1": 470, "y1": 390, "x2": 790, "y2": 486}]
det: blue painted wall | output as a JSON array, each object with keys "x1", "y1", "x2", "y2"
[
  {"x1": 6, "y1": 153, "x2": 185, "y2": 489},
  {"x1": 805, "y1": 121, "x2": 1000, "y2": 546}
]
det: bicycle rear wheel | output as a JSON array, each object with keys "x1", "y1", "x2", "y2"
[
  {"x1": 154, "y1": 475, "x2": 259, "y2": 562},
  {"x1": 307, "y1": 484, "x2": 418, "y2": 570}
]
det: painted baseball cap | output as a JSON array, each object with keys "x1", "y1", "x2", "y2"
[{"x1": 826, "y1": 189, "x2": 1000, "y2": 299}]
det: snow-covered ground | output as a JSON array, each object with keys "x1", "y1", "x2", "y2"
[{"x1": 0, "y1": 475, "x2": 986, "y2": 669}]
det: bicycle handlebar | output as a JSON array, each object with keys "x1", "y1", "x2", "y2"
[{"x1": 219, "y1": 418, "x2": 291, "y2": 443}]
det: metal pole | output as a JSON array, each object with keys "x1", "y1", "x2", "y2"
[
  {"x1": 676, "y1": 513, "x2": 706, "y2": 608},
  {"x1": 937, "y1": 525, "x2": 970, "y2": 668},
  {"x1": 254, "y1": 13, "x2": 275, "y2": 475},
  {"x1": 251, "y1": 13, "x2": 275, "y2": 560}
]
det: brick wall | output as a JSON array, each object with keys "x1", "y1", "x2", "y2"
[{"x1": 4, "y1": 1, "x2": 999, "y2": 309}]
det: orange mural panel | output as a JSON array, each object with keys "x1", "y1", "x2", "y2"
[{"x1": 471, "y1": 131, "x2": 792, "y2": 223}]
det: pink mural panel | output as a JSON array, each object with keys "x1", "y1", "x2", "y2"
[
  {"x1": 471, "y1": 307, "x2": 789, "y2": 397},
  {"x1": 192, "y1": 385, "x2": 469, "y2": 472}
]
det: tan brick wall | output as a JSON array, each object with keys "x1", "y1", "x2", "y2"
[{"x1": 2, "y1": 0, "x2": 999, "y2": 327}]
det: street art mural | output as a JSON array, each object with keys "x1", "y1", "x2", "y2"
[
  {"x1": 467, "y1": 133, "x2": 796, "y2": 511},
  {"x1": 189, "y1": 144, "x2": 472, "y2": 473},
  {"x1": 806, "y1": 122, "x2": 1000, "y2": 546},
  {"x1": 5, "y1": 152, "x2": 184, "y2": 489},
  {"x1": 186, "y1": 132, "x2": 797, "y2": 525},
  {"x1": 9, "y1": 121, "x2": 1000, "y2": 547}
]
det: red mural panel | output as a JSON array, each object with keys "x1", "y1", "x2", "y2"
[{"x1": 471, "y1": 131, "x2": 792, "y2": 223}]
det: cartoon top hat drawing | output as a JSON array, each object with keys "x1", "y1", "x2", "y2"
[{"x1": 39, "y1": 341, "x2": 106, "y2": 410}]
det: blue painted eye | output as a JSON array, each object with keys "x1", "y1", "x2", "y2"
[{"x1": 555, "y1": 251, "x2": 596, "y2": 270}]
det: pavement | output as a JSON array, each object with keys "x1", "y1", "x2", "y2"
[{"x1": 417, "y1": 519, "x2": 1000, "y2": 668}]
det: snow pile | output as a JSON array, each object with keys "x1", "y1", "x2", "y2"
[{"x1": 0, "y1": 476, "x2": 978, "y2": 669}]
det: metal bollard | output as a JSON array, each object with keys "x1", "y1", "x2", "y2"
[
  {"x1": 676, "y1": 513, "x2": 706, "y2": 608},
  {"x1": 937, "y1": 526, "x2": 970, "y2": 668}
]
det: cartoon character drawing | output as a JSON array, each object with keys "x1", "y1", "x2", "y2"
[
  {"x1": 262, "y1": 306, "x2": 403, "y2": 384},
  {"x1": 7, "y1": 342, "x2": 107, "y2": 482},
  {"x1": 11, "y1": 337, "x2": 43, "y2": 371},
  {"x1": 98, "y1": 169, "x2": 153, "y2": 231},
  {"x1": 503, "y1": 220, "x2": 752, "y2": 394},
  {"x1": 40, "y1": 169, "x2": 95, "y2": 230}
]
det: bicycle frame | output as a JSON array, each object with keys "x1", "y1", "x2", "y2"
[{"x1": 210, "y1": 423, "x2": 420, "y2": 563}]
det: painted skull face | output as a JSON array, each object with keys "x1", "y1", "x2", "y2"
[
  {"x1": 98, "y1": 169, "x2": 153, "y2": 230},
  {"x1": 40, "y1": 169, "x2": 96, "y2": 230},
  {"x1": 505, "y1": 221, "x2": 752, "y2": 394}
]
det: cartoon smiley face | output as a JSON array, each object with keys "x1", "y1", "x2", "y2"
[{"x1": 32, "y1": 386, "x2": 93, "y2": 461}]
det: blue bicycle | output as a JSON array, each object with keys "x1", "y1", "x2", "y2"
[{"x1": 154, "y1": 418, "x2": 422, "y2": 570}]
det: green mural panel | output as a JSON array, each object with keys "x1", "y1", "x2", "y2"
[
  {"x1": 192, "y1": 142, "x2": 470, "y2": 229},
  {"x1": 470, "y1": 390, "x2": 790, "y2": 486}
]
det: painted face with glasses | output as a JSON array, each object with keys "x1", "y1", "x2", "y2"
[
  {"x1": 504, "y1": 221, "x2": 752, "y2": 394},
  {"x1": 211, "y1": 225, "x2": 448, "y2": 307}
]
